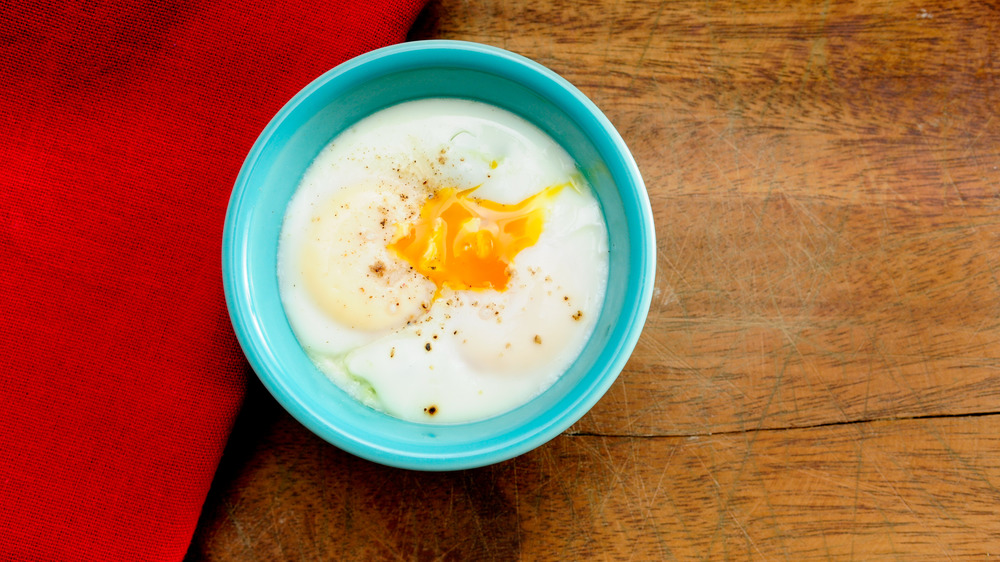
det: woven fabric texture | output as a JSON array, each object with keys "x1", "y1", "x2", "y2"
[{"x1": 0, "y1": 1, "x2": 427, "y2": 559}]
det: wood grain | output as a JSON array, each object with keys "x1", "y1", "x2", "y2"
[
  {"x1": 190, "y1": 0, "x2": 1000, "y2": 559},
  {"x1": 407, "y1": 0, "x2": 1000, "y2": 436},
  {"x1": 191, "y1": 382, "x2": 1000, "y2": 560}
]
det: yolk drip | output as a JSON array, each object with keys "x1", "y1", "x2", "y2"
[{"x1": 388, "y1": 184, "x2": 564, "y2": 293}]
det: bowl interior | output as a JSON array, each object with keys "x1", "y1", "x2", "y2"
[{"x1": 225, "y1": 41, "x2": 652, "y2": 470}]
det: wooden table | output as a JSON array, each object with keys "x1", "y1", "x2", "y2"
[{"x1": 188, "y1": 0, "x2": 1000, "y2": 559}]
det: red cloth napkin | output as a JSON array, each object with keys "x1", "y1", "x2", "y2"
[{"x1": 0, "y1": 1, "x2": 426, "y2": 559}]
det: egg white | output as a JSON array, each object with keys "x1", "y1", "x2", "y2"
[{"x1": 277, "y1": 98, "x2": 609, "y2": 423}]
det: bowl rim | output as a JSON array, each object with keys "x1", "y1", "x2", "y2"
[{"x1": 223, "y1": 39, "x2": 655, "y2": 470}]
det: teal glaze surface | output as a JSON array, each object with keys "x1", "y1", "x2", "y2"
[{"x1": 222, "y1": 40, "x2": 655, "y2": 471}]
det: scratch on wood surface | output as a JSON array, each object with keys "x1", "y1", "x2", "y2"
[
  {"x1": 641, "y1": 447, "x2": 682, "y2": 561},
  {"x1": 849, "y1": 431, "x2": 873, "y2": 562},
  {"x1": 692, "y1": 450, "x2": 727, "y2": 561},
  {"x1": 694, "y1": 450, "x2": 768, "y2": 561},
  {"x1": 862, "y1": 442, "x2": 915, "y2": 561},
  {"x1": 267, "y1": 500, "x2": 285, "y2": 560},
  {"x1": 964, "y1": 113, "x2": 995, "y2": 158},
  {"x1": 868, "y1": 457, "x2": 925, "y2": 537},
  {"x1": 625, "y1": 0, "x2": 666, "y2": 95},
  {"x1": 593, "y1": 1, "x2": 620, "y2": 106},
  {"x1": 700, "y1": 357, "x2": 787, "y2": 554},
  {"x1": 921, "y1": 418, "x2": 1000, "y2": 498},
  {"x1": 850, "y1": 435, "x2": 865, "y2": 560},
  {"x1": 657, "y1": 240, "x2": 693, "y2": 295},
  {"x1": 222, "y1": 499, "x2": 252, "y2": 552},
  {"x1": 744, "y1": 441, "x2": 793, "y2": 560}
]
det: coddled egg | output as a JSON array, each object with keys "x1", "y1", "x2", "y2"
[{"x1": 278, "y1": 98, "x2": 608, "y2": 423}]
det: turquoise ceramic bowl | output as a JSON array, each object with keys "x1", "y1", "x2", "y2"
[{"x1": 223, "y1": 40, "x2": 654, "y2": 471}]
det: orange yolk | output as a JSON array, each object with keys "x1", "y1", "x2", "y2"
[{"x1": 388, "y1": 184, "x2": 564, "y2": 293}]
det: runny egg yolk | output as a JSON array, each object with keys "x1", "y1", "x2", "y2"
[{"x1": 388, "y1": 184, "x2": 565, "y2": 293}]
